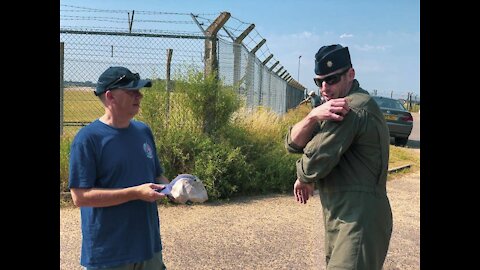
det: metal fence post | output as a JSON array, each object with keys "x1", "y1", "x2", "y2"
[
  {"x1": 204, "y1": 12, "x2": 230, "y2": 78},
  {"x1": 233, "y1": 24, "x2": 255, "y2": 92},
  {"x1": 165, "y1": 49, "x2": 173, "y2": 128},
  {"x1": 203, "y1": 12, "x2": 230, "y2": 134}
]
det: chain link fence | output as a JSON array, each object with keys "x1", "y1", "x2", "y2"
[{"x1": 60, "y1": 29, "x2": 305, "y2": 137}]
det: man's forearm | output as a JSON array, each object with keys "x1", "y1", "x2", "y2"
[
  {"x1": 290, "y1": 114, "x2": 318, "y2": 148},
  {"x1": 70, "y1": 187, "x2": 139, "y2": 208}
]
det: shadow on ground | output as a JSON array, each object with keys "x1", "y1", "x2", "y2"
[
  {"x1": 389, "y1": 138, "x2": 420, "y2": 149},
  {"x1": 406, "y1": 139, "x2": 420, "y2": 149}
]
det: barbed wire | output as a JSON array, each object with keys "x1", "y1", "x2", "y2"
[
  {"x1": 61, "y1": 6, "x2": 273, "y2": 59},
  {"x1": 61, "y1": 5, "x2": 300, "y2": 86},
  {"x1": 61, "y1": 26, "x2": 204, "y2": 36}
]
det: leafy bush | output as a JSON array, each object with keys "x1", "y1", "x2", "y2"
[
  {"x1": 191, "y1": 136, "x2": 254, "y2": 200},
  {"x1": 175, "y1": 71, "x2": 240, "y2": 135},
  {"x1": 138, "y1": 79, "x2": 169, "y2": 135},
  {"x1": 137, "y1": 72, "x2": 252, "y2": 199},
  {"x1": 226, "y1": 107, "x2": 300, "y2": 195}
]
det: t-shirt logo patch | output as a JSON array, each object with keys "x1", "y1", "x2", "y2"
[{"x1": 143, "y1": 142, "x2": 153, "y2": 159}]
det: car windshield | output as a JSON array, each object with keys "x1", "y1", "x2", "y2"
[{"x1": 373, "y1": 97, "x2": 406, "y2": 110}]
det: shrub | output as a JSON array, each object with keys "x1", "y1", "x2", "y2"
[
  {"x1": 175, "y1": 71, "x2": 240, "y2": 135},
  {"x1": 191, "y1": 136, "x2": 253, "y2": 200},
  {"x1": 226, "y1": 107, "x2": 301, "y2": 195}
]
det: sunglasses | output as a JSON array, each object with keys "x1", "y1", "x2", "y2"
[
  {"x1": 104, "y1": 72, "x2": 140, "y2": 91},
  {"x1": 313, "y1": 68, "x2": 350, "y2": 87}
]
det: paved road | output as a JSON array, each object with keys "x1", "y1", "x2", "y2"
[
  {"x1": 406, "y1": 112, "x2": 420, "y2": 148},
  {"x1": 409, "y1": 112, "x2": 420, "y2": 140}
]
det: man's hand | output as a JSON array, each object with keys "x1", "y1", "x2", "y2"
[
  {"x1": 290, "y1": 97, "x2": 350, "y2": 148},
  {"x1": 293, "y1": 179, "x2": 315, "y2": 204},
  {"x1": 136, "y1": 183, "x2": 168, "y2": 202},
  {"x1": 308, "y1": 97, "x2": 350, "y2": 122}
]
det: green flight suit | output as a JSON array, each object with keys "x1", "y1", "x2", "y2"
[{"x1": 285, "y1": 80, "x2": 393, "y2": 270}]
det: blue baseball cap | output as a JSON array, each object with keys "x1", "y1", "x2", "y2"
[{"x1": 94, "y1": 66, "x2": 152, "y2": 96}]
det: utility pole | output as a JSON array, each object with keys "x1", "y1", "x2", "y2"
[{"x1": 297, "y1": 55, "x2": 302, "y2": 82}]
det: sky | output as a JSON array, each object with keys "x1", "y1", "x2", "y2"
[{"x1": 60, "y1": 0, "x2": 420, "y2": 100}]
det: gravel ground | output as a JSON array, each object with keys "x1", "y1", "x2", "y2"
[{"x1": 60, "y1": 157, "x2": 419, "y2": 269}]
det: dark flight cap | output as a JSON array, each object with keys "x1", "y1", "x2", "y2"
[{"x1": 314, "y1": 44, "x2": 352, "y2": 76}]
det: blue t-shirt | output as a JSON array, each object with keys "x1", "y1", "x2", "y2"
[
  {"x1": 311, "y1": 95, "x2": 322, "y2": 108},
  {"x1": 69, "y1": 119, "x2": 164, "y2": 268}
]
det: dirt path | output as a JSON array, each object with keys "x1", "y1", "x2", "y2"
[{"x1": 60, "y1": 168, "x2": 419, "y2": 270}]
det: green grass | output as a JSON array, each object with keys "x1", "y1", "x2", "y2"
[
  {"x1": 387, "y1": 145, "x2": 419, "y2": 179},
  {"x1": 410, "y1": 104, "x2": 420, "y2": 112},
  {"x1": 62, "y1": 88, "x2": 103, "y2": 122},
  {"x1": 405, "y1": 103, "x2": 420, "y2": 113}
]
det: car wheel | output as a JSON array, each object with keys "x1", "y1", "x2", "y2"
[{"x1": 394, "y1": 137, "x2": 409, "y2": 147}]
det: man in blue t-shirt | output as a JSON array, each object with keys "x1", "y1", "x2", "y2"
[
  {"x1": 309, "y1": 90, "x2": 323, "y2": 108},
  {"x1": 298, "y1": 90, "x2": 324, "y2": 109},
  {"x1": 69, "y1": 66, "x2": 170, "y2": 270}
]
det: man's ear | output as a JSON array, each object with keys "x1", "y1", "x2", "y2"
[
  {"x1": 105, "y1": 90, "x2": 115, "y2": 101},
  {"x1": 348, "y1": 68, "x2": 355, "y2": 80}
]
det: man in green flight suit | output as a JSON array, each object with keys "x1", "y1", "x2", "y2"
[{"x1": 285, "y1": 44, "x2": 392, "y2": 269}]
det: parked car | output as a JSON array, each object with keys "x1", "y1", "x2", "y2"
[{"x1": 372, "y1": 96, "x2": 413, "y2": 146}]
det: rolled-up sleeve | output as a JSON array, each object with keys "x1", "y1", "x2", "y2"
[
  {"x1": 284, "y1": 126, "x2": 305, "y2": 154},
  {"x1": 295, "y1": 113, "x2": 358, "y2": 183}
]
